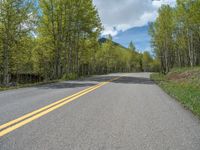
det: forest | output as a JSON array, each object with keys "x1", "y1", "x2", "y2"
[
  {"x1": 0, "y1": 0, "x2": 158, "y2": 86},
  {"x1": 149, "y1": 0, "x2": 200, "y2": 74}
]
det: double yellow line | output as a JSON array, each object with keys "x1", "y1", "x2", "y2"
[{"x1": 0, "y1": 77, "x2": 120, "y2": 137}]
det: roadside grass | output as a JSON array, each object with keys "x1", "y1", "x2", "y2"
[{"x1": 151, "y1": 67, "x2": 200, "y2": 118}]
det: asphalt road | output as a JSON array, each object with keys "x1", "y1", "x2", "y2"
[{"x1": 0, "y1": 73, "x2": 200, "y2": 150}]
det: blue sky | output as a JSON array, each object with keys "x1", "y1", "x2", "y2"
[
  {"x1": 113, "y1": 25, "x2": 151, "y2": 52},
  {"x1": 93, "y1": 0, "x2": 176, "y2": 51}
]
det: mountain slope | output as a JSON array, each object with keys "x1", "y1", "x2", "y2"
[{"x1": 98, "y1": 38, "x2": 128, "y2": 49}]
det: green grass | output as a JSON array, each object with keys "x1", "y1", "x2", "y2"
[{"x1": 151, "y1": 67, "x2": 200, "y2": 118}]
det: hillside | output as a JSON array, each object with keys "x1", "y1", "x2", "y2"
[{"x1": 99, "y1": 38, "x2": 128, "y2": 49}]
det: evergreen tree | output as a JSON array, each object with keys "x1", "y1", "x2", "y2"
[{"x1": 128, "y1": 41, "x2": 136, "y2": 51}]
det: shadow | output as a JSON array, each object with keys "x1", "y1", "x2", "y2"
[
  {"x1": 37, "y1": 82, "x2": 96, "y2": 89},
  {"x1": 81, "y1": 76, "x2": 118, "y2": 82},
  {"x1": 36, "y1": 74, "x2": 154, "y2": 90},
  {"x1": 112, "y1": 76, "x2": 155, "y2": 85},
  {"x1": 83, "y1": 75, "x2": 155, "y2": 85}
]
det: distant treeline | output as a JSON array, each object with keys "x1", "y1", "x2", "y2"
[
  {"x1": 149, "y1": 0, "x2": 200, "y2": 73},
  {"x1": 0, "y1": 0, "x2": 158, "y2": 86}
]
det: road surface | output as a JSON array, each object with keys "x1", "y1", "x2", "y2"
[{"x1": 0, "y1": 73, "x2": 200, "y2": 150}]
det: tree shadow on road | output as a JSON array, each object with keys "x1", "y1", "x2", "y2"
[
  {"x1": 37, "y1": 82, "x2": 96, "y2": 89},
  {"x1": 113, "y1": 76, "x2": 155, "y2": 85},
  {"x1": 36, "y1": 75, "x2": 154, "y2": 90},
  {"x1": 83, "y1": 75, "x2": 155, "y2": 85}
]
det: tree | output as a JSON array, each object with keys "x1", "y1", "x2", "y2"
[
  {"x1": 0, "y1": 0, "x2": 37, "y2": 85},
  {"x1": 0, "y1": 0, "x2": 161, "y2": 86},
  {"x1": 142, "y1": 51, "x2": 153, "y2": 72},
  {"x1": 37, "y1": 0, "x2": 102, "y2": 80},
  {"x1": 149, "y1": 5, "x2": 175, "y2": 73},
  {"x1": 149, "y1": 0, "x2": 200, "y2": 73},
  {"x1": 175, "y1": 0, "x2": 200, "y2": 67},
  {"x1": 128, "y1": 41, "x2": 136, "y2": 52}
]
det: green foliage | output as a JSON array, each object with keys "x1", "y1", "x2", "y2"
[
  {"x1": 0, "y1": 0, "x2": 159, "y2": 87},
  {"x1": 62, "y1": 73, "x2": 78, "y2": 80},
  {"x1": 142, "y1": 51, "x2": 153, "y2": 72},
  {"x1": 151, "y1": 67, "x2": 200, "y2": 117},
  {"x1": 0, "y1": 0, "x2": 37, "y2": 85},
  {"x1": 94, "y1": 38, "x2": 144, "y2": 74},
  {"x1": 36, "y1": 0, "x2": 102, "y2": 79},
  {"x1": 150, "y1": 59, "x2": 160, "y2": 72},
  {"x1": 150, "y1": 0, "x2": 200, "y2": 73}
]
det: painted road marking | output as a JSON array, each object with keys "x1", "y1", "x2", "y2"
[
  {"x1": 0, "y1": 77, "x2": 120, "y2": 137},
  {"x1": 0, "y1": 82, "x2": 104, "y2": 130}
]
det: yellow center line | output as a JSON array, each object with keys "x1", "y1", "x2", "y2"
[
  {"x1": 0, "y1": 82, "x2": 104, "y2": 130},
  {"x1": 0, "y1": 76, "x2": 121, "y2": 137}
]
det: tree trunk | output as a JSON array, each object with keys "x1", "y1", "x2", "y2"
[{"x1": 3, "y1": 41, "x2": 9, "y2": 86}]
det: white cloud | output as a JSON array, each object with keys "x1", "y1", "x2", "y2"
[
  {"x1": 102, "y1": 26, "x2": 118, "y2": 36},
  {"x1": 93, "y1": 0, "x2": 176, "y2": 36},
  {"x1": 152, "y1": 0, "x2": 176, "y2": 8}
]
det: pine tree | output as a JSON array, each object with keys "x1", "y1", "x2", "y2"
[{"x1": 128, "y1": 41, "x2": 136, "y2": 51}]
